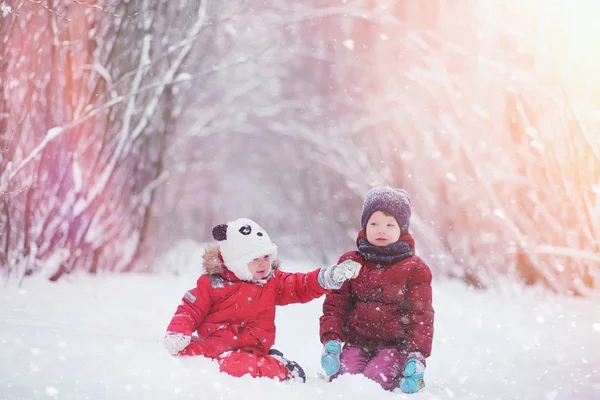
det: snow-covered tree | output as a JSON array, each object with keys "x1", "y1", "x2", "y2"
[
  {"x1": 2, "y1": 0, "x2": 598, "y2": 295},
  {"x1": 0, "y1": 0, "x2": 217, "y2": 280}
]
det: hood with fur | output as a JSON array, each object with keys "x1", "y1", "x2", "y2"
[{"x1": 202, "y1": 244, "x2": 280, "y2": 278}]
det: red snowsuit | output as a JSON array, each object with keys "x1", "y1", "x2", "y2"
[{"x1": 166, "y1": 245, "x2": 328, "y2": 380}]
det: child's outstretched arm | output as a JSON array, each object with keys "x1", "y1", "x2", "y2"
[
  {"x1": 164, "y1": 276, "x2": 213, "y2": 356},
  {"x1": 274, "y1": 259, "x2": 361, "y2": 306},
  {"x1": 404, "y1": 260, "x2": 434, "y2": 358},
  {"x1": 273, "y1": 269, "x2": 328, "y2": 306}
]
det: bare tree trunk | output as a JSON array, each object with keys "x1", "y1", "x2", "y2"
[{"x1": 129, "y1": 85, "x2": 173, "y2": 270}]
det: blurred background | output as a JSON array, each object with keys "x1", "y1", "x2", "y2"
[{"x1": 1, "y1": 0, "x2": 599, "y2": 295}]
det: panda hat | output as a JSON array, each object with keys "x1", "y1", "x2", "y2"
[{"x1": 212, "y1": 218, "x2": 278, "y2": 281}]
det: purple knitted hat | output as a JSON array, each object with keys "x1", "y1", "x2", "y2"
[{"x1": 360, "y1": 187, "x2": 412, "y2": 234}]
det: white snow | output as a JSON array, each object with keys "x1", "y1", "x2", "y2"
[
  {"x1": 46, "y1": 127, "x2": 64, "y2": 140},
  {"x1": 1, "y1": 2, "x2": 11, "y2": 18},
  {"x1": 72, "y1": 160, "x2": 83, "y2": 193},
  {"x1": 445, "y1": 173, "x2": 457, "y2": 182},
  {"x1": 1, "y1": 257, "x2": 599, "y2": 400}
]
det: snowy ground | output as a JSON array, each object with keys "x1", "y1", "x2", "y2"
[{"x1": 1, "y1": 258, "x2": 599, "y2": 400}]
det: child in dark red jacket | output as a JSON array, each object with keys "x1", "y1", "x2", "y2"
[
  {"x1": 319, "y1": 187, "x2": 434, "y2": 393},
  {"x1": 164, "y1": 218, "x2": 361, "y2": 382}
]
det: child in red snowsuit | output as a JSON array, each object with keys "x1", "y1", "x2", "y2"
[
  {"x1": 319, "y1": 188, "x2": 434, "y2": 393},
  {"x1": 164, "y1": 218, "x2": 361, "y2": 382}
]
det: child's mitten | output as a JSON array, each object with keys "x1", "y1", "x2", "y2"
[
  {"x1": 320, "y1": 340, "x2": 342, "y2": 376},
  {"x1": 163, "y1": 332, "x2": 191, "y2": 355},
  {"x1": 318, "y1": 260, "x2": 362, "y2": 289},
  {"x1": 399, "y1": 354, "x2": 426, "y2": 393}
]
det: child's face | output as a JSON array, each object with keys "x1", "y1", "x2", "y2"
[
  {"x1": 365, "y1": 210, "x2": 401, "y2": 246},
  {"x1": 248, "y1": 255, "x2": 271, "y2": 281}
]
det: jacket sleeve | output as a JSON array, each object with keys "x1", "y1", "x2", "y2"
[
  {"x1": 404, "y1": 260, "x2": 434, "y2": 357},
  {"x1": 319, "y1": 252, "x2": 361, "y2": 344},
  {"x1": 166, "y1": 275, "x2": 213, "y2": 336},
  {"x1": 319, "y1": 281, "x2": 351, "y2": 344},
  {"x1": 274, "y1": 268, "x2": 328, "y2": 306}
]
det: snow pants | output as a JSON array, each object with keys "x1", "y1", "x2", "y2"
[
  {"x1": 218, "y1": 350, "x2": 290, "y2": 380},
  {"x1": 178, "y1": 341, "x2": 291, "y2": 381},
  {"x1": 335, "y1": 345, "x2": 405, "y2": 391}
]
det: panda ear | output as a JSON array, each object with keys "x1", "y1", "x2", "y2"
[{"x1": 212, "y1": 224, "x2": 228, "y2": 241}]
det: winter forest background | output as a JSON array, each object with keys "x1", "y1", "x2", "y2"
[{"x1": 2, "y1": 0, "x2": 600, "y2": 296}]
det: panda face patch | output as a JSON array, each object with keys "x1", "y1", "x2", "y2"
[{"x1": 214, "y1": 221, "x2": 267, "y2": 242}]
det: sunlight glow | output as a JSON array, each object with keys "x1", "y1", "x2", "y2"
[{"x1": 537, "y1": 0, "x2": 600, "y2": 63}]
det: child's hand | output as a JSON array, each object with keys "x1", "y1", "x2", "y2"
[
  {"x1": 320, "y1": 340, "x2": 342, "y2": 376},
  {"x1": 163, "y1": 332, "x2": 191, "y2": 355},
  {"x1": 333, "y1": 260, "x2": 362, "y2": 281},
  {"x1": 318, "y1": 260, "x2": 362, "y2": 290},
  {"x1": 399, "y1": 354, "x2": 426, "y2": 393}
]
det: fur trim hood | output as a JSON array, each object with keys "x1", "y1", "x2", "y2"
[{"x1": 203, "y1": 244, "x2": 281, "y2": 276}]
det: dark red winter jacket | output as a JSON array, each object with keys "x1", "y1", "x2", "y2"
[
  {"x1": 166, "y1": 245, "x2": 328, "y2": 358},
  {"x1": 320, "y1": 233, "x2": 434, "y2": 357}
]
